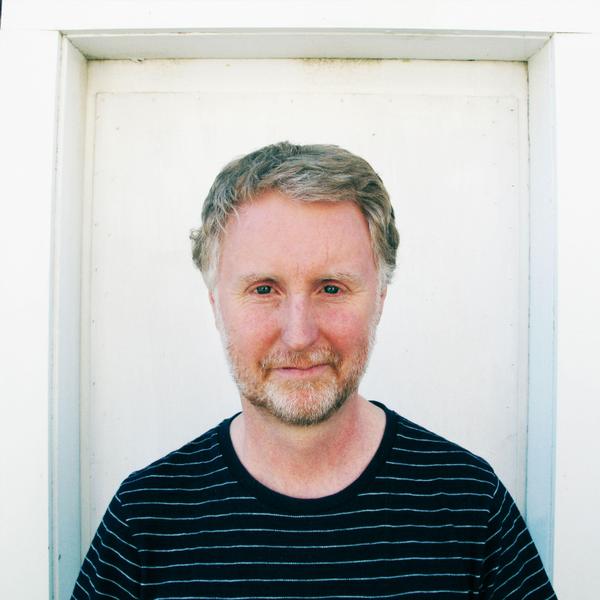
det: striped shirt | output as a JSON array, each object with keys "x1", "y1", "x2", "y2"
[{"x1": 72, "y1": 402, "x2": 556, "y2": 599}]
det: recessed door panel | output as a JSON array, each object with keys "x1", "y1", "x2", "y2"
[{"x1": 82, "y1": 59, "x2": 529, "y2": 544}]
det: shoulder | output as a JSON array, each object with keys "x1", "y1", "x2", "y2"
[
  {"x1": 384, "y1": 409, "x2": 499, "y2": 494},
  {"x1": 116, "y1": 421, "x2": 230, "y2": 499}
]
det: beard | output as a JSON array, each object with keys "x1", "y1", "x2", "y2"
[{"x1": 218, "y1": 317, "x2": 377, "y2": 427}]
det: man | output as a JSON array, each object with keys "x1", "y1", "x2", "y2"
[{"x1": 72, "y1": 142, "x2": 556, "y2": 599}]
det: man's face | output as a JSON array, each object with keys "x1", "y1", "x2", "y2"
[{"x1": 211, "y1": 190, "x2": 386, "y2": 426}]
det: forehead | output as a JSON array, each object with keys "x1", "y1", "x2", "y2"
[{"x1": 217, "y1": 190, "x2": 377, "y2": 281}]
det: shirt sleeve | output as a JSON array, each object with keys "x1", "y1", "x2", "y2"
[
  {"x1": 71, "y1": 487, "x2": 141, "y2": 600},
  {"x1": 480, "y1": 478, "x2": 557, "y2": 599}
]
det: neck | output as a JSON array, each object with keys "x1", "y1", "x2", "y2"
[{"x1": 229, "y1": 395, "x2": 386, "y2": 498}]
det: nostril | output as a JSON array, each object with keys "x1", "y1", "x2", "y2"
[{"x1": 280, "y1": 298, "x2": 319, "y2": 350}]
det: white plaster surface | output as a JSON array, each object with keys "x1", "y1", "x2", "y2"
[
  {"x1": 1, "y1": 0, "x2": 598, "y2": 34},
  {"x1": 552, "y1": 33, "x2": 600, "y2": 599},
  {"x1": 0, "y1": 29, "x2": 62, "y2": 600}
]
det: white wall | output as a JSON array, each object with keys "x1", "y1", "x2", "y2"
[
  {"x1": 1, "y1": 0, "x2": 598, "y2": 33},
  {"x1": 1, "y1": 2, "x2": 599, "y2": 598},
  {"x1": 552, "y1": 33, "x2": 600, "y2": 598},
  {"x1": 0, "y1": 29, "x2": 62, "y2": 600}
]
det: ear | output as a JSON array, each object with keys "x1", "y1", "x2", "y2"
[
  {"x1": 375, "y1": 286, "x2": 387, "y2": 324},
  {"x1": 208, "y1": 288, "x2": 226, "y2": 334},
  {"x1": 208, "y1": 289, "x2": 219, "y2": 327}
]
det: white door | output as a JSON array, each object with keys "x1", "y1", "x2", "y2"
[{"x1": 81, "y1": 58, "x2": 529, "y2": 546}]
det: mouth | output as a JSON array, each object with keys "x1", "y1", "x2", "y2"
[{"x1": 271, "y1": 364, "x2": 330, "y2": 378}]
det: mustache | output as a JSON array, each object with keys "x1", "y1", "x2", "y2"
[{"x1": 260, "y1": 348, "x2": 341, "y2": 370}]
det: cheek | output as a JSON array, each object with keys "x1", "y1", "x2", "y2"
[
  {"x1": 318, "y1": 306, "x2": 374, "y2": 349},
  {"x1": 222, "y1": 304, "x2": 279, "y2": 351}
]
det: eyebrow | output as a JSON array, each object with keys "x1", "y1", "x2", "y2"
[
  {"x1": 236, "y1": 272, "x2": 363, "y2": 287},
  {"x1": 236, "y1": 273, "x2": 278, "y2": 287},
  {"x1": 321, "y1": 271, "x2": 363, "y2": 286}
]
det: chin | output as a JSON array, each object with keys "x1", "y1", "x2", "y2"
[{"x1": 248, "y1": 380, "x2": 355, "y2": 427}]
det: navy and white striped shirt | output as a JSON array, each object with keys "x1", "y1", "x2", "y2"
[{"x1": 72, "y1": 402, "x2": 556, "y2": 599}]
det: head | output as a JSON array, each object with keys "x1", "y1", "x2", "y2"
[
  {"x1": 191, "y1": 142, "x2": 399, "y2": 426},
  {"x1": 191, "y1": 142, "x2": 399, "y2": 292}
]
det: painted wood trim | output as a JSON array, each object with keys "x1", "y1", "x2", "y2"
[
  {"x1": 51, "y1": 37, "x2": 88, "y2": 600},
  {"x1": 526, "y1": 37, "x2": 557, "y2": 579},
  {"x1": 41, "y1": 28, "x2": 561, "y2": 596},
  {"x1": 66, "y1": 30, "x2": 550, "y2": 61}
]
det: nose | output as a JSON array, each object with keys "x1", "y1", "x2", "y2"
[{"x1": 280, "y1": 295, "x2": 319, "y2": 351}]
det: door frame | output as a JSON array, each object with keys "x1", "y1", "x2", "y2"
[{"x1": 49, "y1": 28, "x2": 558, "y2": 598}]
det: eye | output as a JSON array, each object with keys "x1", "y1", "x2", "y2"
[
  {"x1": 255, "y1": 285, "x2": 272, "y2": 295},
  {"x1": 323, "y1": 284, "x2": 341, "y2": 295}
]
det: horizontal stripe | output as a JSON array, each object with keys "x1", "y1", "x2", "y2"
[
  {"x1": 122, "y1": 496, "x2": 253, "y2": 508},
  {"x1": 394, "y1": 432, "x2": 449, "y2": 444},
  {"x1": 82, "y1": 557, "x2": 137, "y2": 599},
  {"x1": 141, "y1": 572, "x2": 472, "y2": 586},
  {"x1": 95, "y1": 530, "x2": 138, "y2": 569},
  {"x1": 89, "y1": 543, "x2": 138, "y2": 586},
  {"x1": 172, "y1": 441, "x2": 219, "y2": 455},
  {"x1": 125, "y1": 466, "x2": 227, "y2": 483},
  {"x1": 119, "y1": 481, "x2": 236, "y2": 496},
  {"x1": 77, "y1": 574, "x2": 120, "y2": 600},
  {"x1": 127, "y1": 506, "x2": 488, "y2": 522},
  {"x1": 131, "y1": 523, "x2": 486, "y2": 538},
  {"x1": 102, "y1": 523, "x2": 137, "y2": 551},
  {"x1": 391, "y1": 447, "x2": 489, "y2": 456},
  {"x1": 387, "y1": 461, "x2": 493, "y2": 475},
  {"x1": 153, "y1": 591, "x2": 472, "y2": 600},
  {"x1": 376, "y1": 475, "x2": 495, "y2": 487},
  {"x1": 137, "y1": 537, "x2": 486, "y2": 553},
  {"x1": 359, "y1": 491, "x2": 493, "y2": 500},
  {"x1": 141, "y1": 555, "x2": 484, "y2": 569},
  {"x1": 188, "y1": 431, "x2": 218, "y2": 445},
  {"x1": 133, "y1": 523, "x2": 484, "y2": 548}
]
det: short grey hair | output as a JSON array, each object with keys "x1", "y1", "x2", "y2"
[{"x1": 190, "y1": 141, "x2": 399, "y2": 289}]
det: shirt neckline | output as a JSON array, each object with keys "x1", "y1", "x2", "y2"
[{"x1": 218, "y1": 400, "x2": 396, "y2": 513}]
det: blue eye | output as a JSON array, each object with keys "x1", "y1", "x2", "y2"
[
  {"x1": 323, "y1": 285, "x2": 341, "y2": 295},
  {"x1": 255, "y1": 285, "x2": 272, "y2": 295}
]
